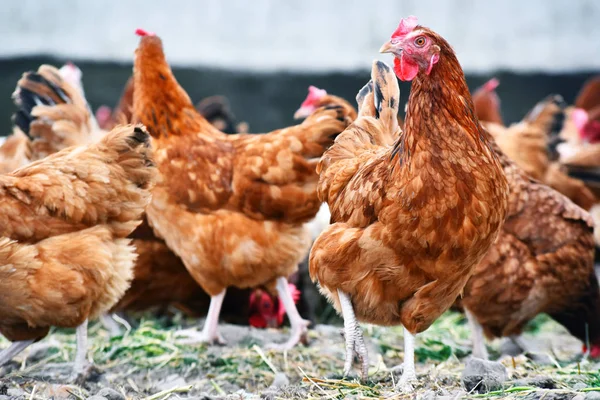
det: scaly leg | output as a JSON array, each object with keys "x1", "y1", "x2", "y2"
[
  {"x1": 0, "y1": 340, "x2": 34, "y2": 367},
  {"x1": 466, "y1": 309, "x2": 489, "y2": 360},
  {"x1": 266, "y1": 277, "x2": 310, "y2": 350},
  {"x1": 396, "y1": 326, "x2": 417, "y2": 392},
  {"x1": 99, "y1": 313, "x2": 122, "y2": 337},
  {"x1": 71, "y1": 319, "x2": 94, "y2": 384},
  {"x1": 338, "y1": 289, "x2": 369, "y2": 381},
  {"x1": 176, "y1": 289, "x2": 227, "y2": 345}
]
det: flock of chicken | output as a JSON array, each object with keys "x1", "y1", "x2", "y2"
[{"x1": 0, "y1": 16, "x2": 599, "y2": 393}]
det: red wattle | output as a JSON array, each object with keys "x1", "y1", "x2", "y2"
[{"x1": 394, "y1": 56, "x2": 419, "y2": 82}]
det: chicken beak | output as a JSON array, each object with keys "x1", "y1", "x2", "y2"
[
  {"x1": 379, "y1": 41, "x2": 395, "y2": 54},
  {"x1": 293, "y1": 106, "x2": 313, "y2": 120}
]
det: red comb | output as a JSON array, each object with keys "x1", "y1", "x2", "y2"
[
  {"x1": 392, "y1": 16, "x2": 419, "y2": 39},
  {"x1": 135, "y1": 28, "x2": 155, "y2": 37},
  {"x1": 483, "y1": 78, "x2": 500, "y2": 92}
]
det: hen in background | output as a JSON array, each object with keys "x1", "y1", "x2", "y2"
[
  {"x1": 133, "y1": 29, "x2": 353, "y2": 349},
  {"x1": 0, "y1": 124, "x2": 156, "y2": 380}
]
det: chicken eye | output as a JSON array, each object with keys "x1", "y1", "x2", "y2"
[{"x1": 414, "y1": 36, "x2": 426, "y2": 47}]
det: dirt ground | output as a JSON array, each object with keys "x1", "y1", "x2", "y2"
[{"x1": 0, "y1": 312, "x2": 599, "y2": 400}]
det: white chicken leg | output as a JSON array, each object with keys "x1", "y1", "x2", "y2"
[
  {"x1": 466, "y1": 309, "x2": 489, "y2": 360},
  {"x1": 176, "y1": 289, "x2": 227, "y2": 345},
  {"x1": 338, "y1": 289, "x2": 369, "y2": 380},
  {"x1": 71, "y1": 319, "x2": 94, "y2": 383},
  {"x1": 0, "y1": 339, "x2": 35, "y2": 367},
  {"x1": 396, "y1": 326, "x2": 417, "y2": 392},
  {"x1": 266, "y1": 277, "x2": 310, "y2": 350}
]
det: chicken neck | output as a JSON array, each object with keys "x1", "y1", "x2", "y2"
[{"x1": 395, "y1": 49, "x2": 487, "y2": 167}]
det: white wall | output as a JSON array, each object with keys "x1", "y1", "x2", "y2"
[{"x1": 1, "y1": 0, "x2": 599, "y2": 73}]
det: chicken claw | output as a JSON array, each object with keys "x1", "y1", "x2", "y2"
[
  {"x1": 338, "y1": 289, "x2": 369, "y2": 380},
  {"x1": 177, "y1": 290, "x2": 227, "y2": 345},
  {"x1": 175, "y1": 328, "x2": 227, "y2": 346},
  {"x1": 265, "y1": 277, "x2": 310, "y2": 350}
]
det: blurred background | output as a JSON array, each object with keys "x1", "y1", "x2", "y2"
[{"x1": 0, "y1": 0, "x2": 599, "y2": 134}]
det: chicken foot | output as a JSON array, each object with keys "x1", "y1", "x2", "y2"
[
  {"x1": 0, "y1": 339, "x2": 34, "y2": 367},
  {"x1": 266, "y1": 277, "x2": 310, "y2": 350},
  {"x1": 466, "y1": 309, "x2": 489, "y2": 360},
  {"x1": 396, "y1": 326, "x2": 417, "y2": 392},
  {"x1": 337, "y1": 289, "x2": 369, "y2": 380},
  {"x1": 176, "y1": 289, "x2": 227, "y2": 345}
]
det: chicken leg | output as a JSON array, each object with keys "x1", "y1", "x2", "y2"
[
  {"x1": 338, "y1": 289, "x2": 369, "y2": 380},
  {"x1": 99, "y1": 313, "x2": 123, "y2": 338},
  {"x1": 396, "y1": 326, "x2": 417, "y2": 392},
  {"x1": 466, "y1": 309, "x2": 489, "y2": 360},
  {"x1": 70, "y1": 319, "x2": 94, "y2": 384},
  {"x1": 176, "y1": 289, "x2": 227, "y2": 345},
  {"x1": 266, "y1": 277, "x2": 310, "y2": 350},
  {"x1": 0, "y1": 339, "x2": 34, "y2": 367}
]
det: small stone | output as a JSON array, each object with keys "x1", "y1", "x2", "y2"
[
  {"x1": 585, "y1": 392, "x2": 600, "y2": 400},
  {"x1": 573, "y1": 383, "x2": 588, "y2": 390},
  {"x1": 87, "y1": 396, "x2": 107, "y2": 400},
  {"x1": 573, "y1": 395, "x2": 586, "y2": 400},
  {"x1": 7, "y1": 388, "x2": 26, "y2": 398},
  {"x1": 270, "y1": 372, "x2": 290, "y2": 388},
  {"x1": 523, "y1": 392, "x2": 577, "y2": 400},
  {"x1": 96, "y1": 388, "x2": 125, "y2": 400},
  {"x1": 512, "y1": 377, "x2": 556, "y2": 389},
  {"x1": 461, "y1": 358, "x2": 508, "y2": 393}
]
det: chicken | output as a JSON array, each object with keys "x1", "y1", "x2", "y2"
[
  {"x1": 248, "y1": 283, "x2": 301, "y2": 329},
  {"x1": 132, "y1": 28, "x2": 353, "y2": 349},
  {"x1": 0, "y1": 124, "x2": 156, "y2": 379},
  {"x1": 461, "y1": 138, "x2": 598, "y2": 361},
  {"x1": 310, "y1": 18, "x2": 508, "y2": 390}
]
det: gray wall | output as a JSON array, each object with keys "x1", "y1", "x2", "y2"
[{"x1": 1, "y1": 0, "x2": 599, "y2": 73}]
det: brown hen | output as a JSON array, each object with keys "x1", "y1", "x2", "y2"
[
  {"x1": 133, "y1": 29, "x2": 353, "y2": 349},
  {"x1": 310, "y1": 18, "x2": 508, "y2": 390},
  {"x1": 0, "y1": 124, "x2": 156, "y2": 379}
]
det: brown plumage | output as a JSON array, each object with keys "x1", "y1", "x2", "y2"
[
  {"x1": 310, "y1": 19, "x2": 508, "y2": 385},
  {"x1": 461, "y1": 138, "x2": 598, "y2": 358},
  {"x1": 0, "y1": 124, "x2": 156, "y2": 373},
  {"x1": 472, "y1": 78, "x2": 503, "y2": 126},
  {"x1": 0, "y1": 130, "x2": 30, "y2": 174},
  {"x1": 132, "y1": 30, "x2": 353, "y2": 347}
]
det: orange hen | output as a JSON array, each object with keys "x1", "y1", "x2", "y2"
[
  {"x1": 132, "y1": 29, "x2": 353, "y2": 348},
  {"x1": 309, "y1": 17, "x2": 508, "y2": 391},
  {"x1": 0, "y1": 124, "x2": 156, "y2": 379}
]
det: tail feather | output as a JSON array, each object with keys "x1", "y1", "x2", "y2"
[
  {"x1": 371, "y1": 60, "x2": 400, "y2": 133},
  {"x1": 11, "y1": 64, "x2": 100, "y2": 159},
  {"x1": 524, "y1": 94, "x2": 566, "y2": 160}
]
